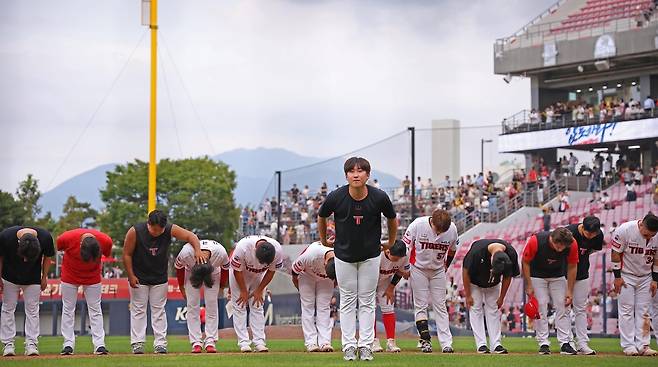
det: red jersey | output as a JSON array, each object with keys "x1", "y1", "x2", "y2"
[{"x1": 57, "y1": 228, "x2": 113, "y2": 285}]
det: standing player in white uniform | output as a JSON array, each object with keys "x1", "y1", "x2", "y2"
[
  {"x1": 611, "y1": 214, "x2": 658, "y2": 356},
  {"x1": 403, "y1": 209, "x2": 458, "y2": 353},
  {"x1": 372, "y1": 239, "x2": 409, "y2": 353},
  {"x1": 175, "y1": 240, "x2": 230, "y2": 353},
  {"x1": 291, "y1": 241, "x2": 336, "y2": 352},
  {"x1": 229, "y1": 235, "x2": 283, "y2": 352}
]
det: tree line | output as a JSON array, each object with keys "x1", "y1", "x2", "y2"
[{"x1": 1, "y1": 157, "x2": 239, "y2": 256}]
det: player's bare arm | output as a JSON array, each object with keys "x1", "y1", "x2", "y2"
[
  {"x1": 171, "y1": 224, "x2": 206, "y2": 264},
  {"x1": 497, "y1": 276, "x2": 512, "y2": 309},
  {"x1": 383, "y1": 217, "x2": 397, "y2": 250},
  {"x1": 122, "y1": 227, "x2": 139, "y2": 288},
  {"x1": 522, "y1": 259, "x2": 534, "y2": 297},
  {"x1": 462, "y1": 267, "x2": 473, "y2": 307}
]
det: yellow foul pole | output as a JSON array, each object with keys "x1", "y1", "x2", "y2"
[{"x1": 148, "y1": 0, "x2": 158, "y2": 213}]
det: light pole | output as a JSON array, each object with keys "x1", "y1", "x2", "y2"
[{"x1": 481, "y1": 139, "x2": 493, "y2": 174}]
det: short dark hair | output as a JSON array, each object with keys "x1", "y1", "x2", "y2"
[
  {"x1": 255, "y1": 240, "x2": 276, "y2": 265},
  {"x1": 325, "y1": 258, "x2": 336, "y2": 280},
  {"x1": 643, "y1": 213, "x2": 658, "y2": 232},
  {"x1": 550, "y1": 227, "x2": 574, "y2": 246},
  {"x1": 17, "y1": 233, "x2": 41, "y2": 262},
  {"x1": 189, "y1": 263, "x2": 214, "y2": 288},
  {"x1": 491, "y1": 251, "x2": 513, "y2": 277},
  {"x1": 582, "y1": 216, "x2": 601, "y2": 233},
  {"x1": 390, "y1": 239, "x2": 407, "y2": 257},
  {"x1": 343, "y1": 157, "x2": 371, "y2": 174},
  {"x1": 80, "y1": 236, "x2": 101, "y2": 263},
  {"x1": 431, "y1": 209, "x2": 452, "y2": 233},
  {"x1": 147, "y1": 209, "x2": 167, "y2": 227}
]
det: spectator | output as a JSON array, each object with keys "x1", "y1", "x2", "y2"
[
  {"x1": 568, "y1": 153, "x2": 578, "y2": 176},
  {"x1": 402, "y1": 176, "x2": 411, "y2": 196},
  {"x1": 600, "y1": 192, "x2": 612, "y2": 210},
  {"x1": 644, "y1": 96, "x2": 656, "y2": 114}
]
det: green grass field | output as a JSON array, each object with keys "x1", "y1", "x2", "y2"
[{"x1": 1, "y1": 336, "x2": 657, "y2": 367}]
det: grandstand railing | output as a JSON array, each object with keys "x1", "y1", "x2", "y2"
[
  {"x1": 501, "y1": 107, "x2": 657, "y2": 135},
  {"x1": 453, "y1": 177, "x2": 568, "y2": 234},
  {"x1": 495, "y1": 6, "x2": 656, "y2": 52},
  {"x1": 494, "y1": 0, "x2": 568, "y2": 55}
]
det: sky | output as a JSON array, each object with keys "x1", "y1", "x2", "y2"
[{"x1": 0, "y1": 0, "x2": 557, "y2": 193}]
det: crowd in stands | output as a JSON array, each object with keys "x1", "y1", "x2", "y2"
[{"x1": 504, "y1": 95, "x2": 657, "y2": 133}]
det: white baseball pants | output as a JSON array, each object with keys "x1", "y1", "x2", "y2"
[
  {"x1": 530, "y1": 277, "x2": 572, "y2": 346},
  {"x1": 410, "y1": 265, "x2": 453, "y2": 349},
  {"x1": 572, "y1": 279, "x2": 590, "y2": 348},
  {"x1": 60, "y1": 282, "x2": 105, "y2": 350},
  {"x1": 299, "y1": 272, "x2": 334, "y2": 348},
  {"x1": 617, "y1": 273, "x2": 652, "y2": 351},
  {"x1": 229, "y1": 268, "x2": 267, "y2": 348},
  {"x1": 185, "y1": 271, "x2": 221, "y2": 347},
  {"x1": 334, "y1": 254, "x2": 380, "y2": 351},
  {"x1": 129, "y1": 283, "x2": 168, "y2": 347},
  {"x1": 0, "y1": 280, "x2": 40, "y2": 346},
  {"x1": 469, "y1": 284, "x2": 502, "y2": 350}
]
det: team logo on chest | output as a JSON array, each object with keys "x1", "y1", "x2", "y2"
[
  {"x1": 149, "y1": 247, "x2": 158, "y2": 256},
  {"x1": 353, "y1": 204, "x2": 363, "y2": 225}
]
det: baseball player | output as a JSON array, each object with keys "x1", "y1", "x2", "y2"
[
  {"x1": 175, "y1": 240, "x2": 230, "y2": 353},
  {"x1": 403, "y1": 209, "x2": 458, "y2": 353},
  {"x1": 56, "y1": 228, "x2": 113, "y2": 355},
  {"x1": 123, "y1": 209, "x2": 205, "y2": 354},
  {"x1": 291, "y1": 241, "x2": 336, "y2": 352},
  {"x1": 372, "y1": 239, "x2": 409, "y2": 353},
  {"x1": 229, "y1": 235, "x2": 284, "y2": 352},
  {"x1": 565, "y1": 216, "x2": 604, "y2": 355},
  {"x1": 318, "y1": 157, "x2": 397, "y2": 361},
  {"x1": 0, "y1": 226, "x2": 54, "y2": 357},
  {"x1": 522, "y1": 227, "x2": 578, "y2": 355},
  {"x1": 611, "y1": 214, "x2": 658, "y2": 356},
  {"x1": 462, "y1": 238, "x2": 519, "y2": 354}
]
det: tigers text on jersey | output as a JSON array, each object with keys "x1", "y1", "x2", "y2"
[
  {"x1": 292, "y1": 242, "x2": 334, "y2": 280},
  {"x1": 174, "y1": 240, "x2": 230, "y2": 274},
  {"x1": 230, "y1": 235, "x2": 284, "y2": 274},
  {"x1": 403, "y1": 216, "x2": 459, "y2": 270},
  {"x1": 611, "y1": 220, "x2": 658, "y2": 277},
  {"x1": 379, "y1": 252, "x2": 410, "y2": 279}
]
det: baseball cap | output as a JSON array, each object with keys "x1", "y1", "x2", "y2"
[{"x1": 524, "y1": 295, "x2": 540, "y2": 320}]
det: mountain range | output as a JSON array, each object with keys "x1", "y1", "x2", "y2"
[{"x1": 40, "y1": 148, "x2": 401, "y2": 217}]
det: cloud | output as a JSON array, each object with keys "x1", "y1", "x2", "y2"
[{"x1": 0, "y1": 0, "x2": 554, "y2": 193}]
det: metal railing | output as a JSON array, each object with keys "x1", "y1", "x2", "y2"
[
  {"x1": 501, "y1": 107, "x2": 657, "y2": 135},
  {"x1": 495, "y1": 5, "x2": 656, "y2": 53},
  {"x1": 452, "y1": 177, "x2": 568, "y2": 234}
]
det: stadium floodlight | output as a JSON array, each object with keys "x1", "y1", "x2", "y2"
[
  {"x1": 576, "y1": 89, "x2": 582, "y2": 93},
  {"x1": 614, "y1": 144, "x2": 620, "y2": 152},
  {"x1": 616, "y1": 83, "x2": 622, "y2": 88},
  {"x1": 628, "y1": 145, "x2": 641, "y2": 150},
  {"x1": 503, "y1": 73, "x2": 512, "y2": 84},
  {"x1": 588, "y1": 87, "x2": 594, "y2": 92},
  {"x1": 602, "y1": 85, "x2": 608, "y2": 90},
  {"x1": 577, "y1": 65, "x2": 584, "y2": 73},
  {"x1": 631, "y1": 81, "x2": 637, "y2": 86}
]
